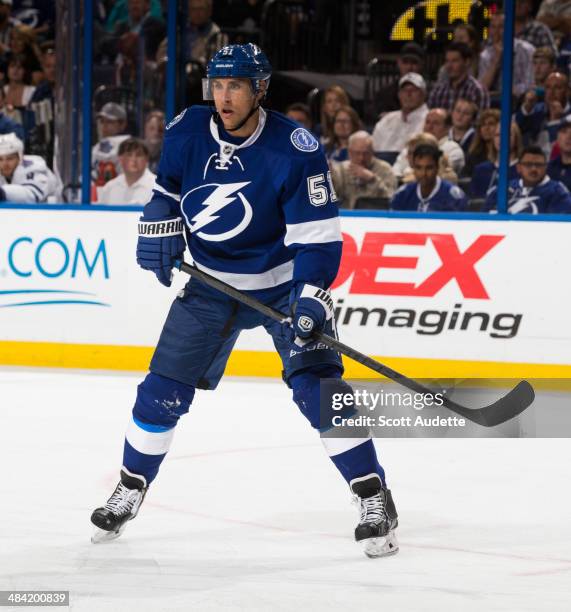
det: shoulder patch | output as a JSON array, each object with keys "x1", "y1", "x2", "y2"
[
  {"x1": 290, "y1": 127, "x2": 319, "y2": 153},
  {"x1": 166, "y1": 108, "x2": 187, "y2": 130},
  {"x1": 450, "y1": 185, "x2": 464, "y2": 199}
]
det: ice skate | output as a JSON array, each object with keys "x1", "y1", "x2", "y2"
[
  {"x1": 91, "y1": 467, "x2": 147, "y2": 543},
  {"x1": 350, "y1": 473, "x2": 399, "y2": 558}
]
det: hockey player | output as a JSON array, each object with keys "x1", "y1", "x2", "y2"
[
  {"x1": 90, "y1": 43, "x2": 398, "y2": 558},
  {"x1": 0, "y1": 133, "x2": 60, "y2": 203},
  {"x1": 485, "y1": 145, "x2": 571, "y2": 214},
  {"x1": 390, "y1": 143, "x2": 467, "y2": 212}
]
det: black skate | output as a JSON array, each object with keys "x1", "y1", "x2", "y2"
[
  {"x1": 350, "y1": 473, "x2": 399, "y2": 558},
  {"x1": 91, "y1": 467, "x2": 147, "y2": 543}
]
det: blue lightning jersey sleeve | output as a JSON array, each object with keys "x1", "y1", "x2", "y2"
[
  {"x1": 147, "y1": 106, "x2": 342, "y2": 299},
  {"x1": 485, "y1": 177, "x2": 571, "y2": 214}
]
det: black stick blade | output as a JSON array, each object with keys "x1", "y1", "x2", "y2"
[{"x1": 445, "y1": 381, "x2": 535, "y2": 428}]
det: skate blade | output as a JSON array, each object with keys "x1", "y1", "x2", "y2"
[
  {"x1": 363, "y1": 530, "x2": 399, "y2": 558},
  {"x1": 91, "y1": 524, "x2": 126, "y2": 544}
]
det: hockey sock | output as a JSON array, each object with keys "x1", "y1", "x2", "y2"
[
  {"x1": 328, "y1": 439, "x2": 386, "y2": 487},
  {"x1": 123, "y1": 372, "x2": 195, "y2": 484}
]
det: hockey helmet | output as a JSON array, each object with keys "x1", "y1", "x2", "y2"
[
  {"x1": 203, "y1": 43, "x2": 272, "y2": 100},
  {"x1": 0, "y1": 132, "x2": 24, "y2": 158}
]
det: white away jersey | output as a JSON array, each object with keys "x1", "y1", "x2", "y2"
[{"x1": 0, "y1": 155, "x2": 59, "y2": 203}]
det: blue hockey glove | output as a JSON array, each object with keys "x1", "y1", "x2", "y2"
[
  {"x1": 136, "y1": 217, "x2": 186, "y2": 287},
  {"x1": 289, "y1": 283, "x2": 334, "y2": 343}
]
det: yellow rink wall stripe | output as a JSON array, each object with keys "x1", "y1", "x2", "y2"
[{"x1": 1, "y1": 340, "x2": 571, "y2": 379}]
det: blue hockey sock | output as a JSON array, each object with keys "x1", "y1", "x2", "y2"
[
  {"x1": 329, "y1": 439, "x2": 386, "y2": 487},
  {"x1": 123, "y1": 372, "x2": 195, "y2": 484}
]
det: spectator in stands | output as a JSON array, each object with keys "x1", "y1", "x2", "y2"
[
  {"x1": 325, "y1": 105, "x2": 362, "y2": 164},
  {"x1": 285, "y1": 102, "x2": 313, "y2": 132},
  {"x1": 485, "y1": 145, "x2": 571, "y2": 214},
  {"x1": 0, "y1": 0, "x2": 19, "y2": 57},
  {"x1": 478, "y1": 12, "x2": 535, "y2": 99},
  {"x1": 372, "y1": 72, "x2": 428, "y2": 155},
  {"x1": 428, "y1": 42, "x2": 490, "y2": 111},
  {"x1": 516, "y1": 72, "x2": 571, "y2": 154},
  {"x1": 11, "y1": 1, "x2": 55, "y2": 42},
  {"x1": 469, "y1": 122, "x2": 522, "y2": 200},
  {"x1": 98, "y1": 138, "x2": 155, "y2": 205},
  {"x1": 0, "y1": 132, "x2": 59, "y2": 202},
  {"x1": 27, "y1": 46, "x2": 55, "y2": 164},
  {"x1": 515, "y1": 0, "x2": 557, "y2": 54},
  {"x1": 9, "y1": 24, "x2": 43, "y2": 83},
  {"x1": 317, "y1": 85, "x2": 350, "y2": 144},
  {"x1": 547, "y1": 116, "x2": 571, "y2": 191},
  {"x1": 533, "y1": 47, "x2": 557, "y2": 93},
  {"x1": 376, "y1": 42, "x2": 425, "y2": 114},
  {"x1": 0, "y1": 87, "x2": 24, "y2": 140},
  {"x1": 104, "y1": 0, "x2": 163, "y2": 33},
  {"x1": 92, "y1": 102, "x2": 131, "y2": 187},
  {"x1": 396, "y1": 132, "x2": 458, "y2": 185},
  {"x1": 186, "y1": 0, "x2": 227, "y2": 65},
  {"x1": 331, "y1": 131, "x2": 397, "y2": 209},
  {"x1": 538, "y1": 0, "x2": 571, "y2": 34},
  {"x1": 4, "y1": 55, "x2": 36, "y2": 123},
  {"x1": 437, "y1": 24, "x2": 481, "y2": 81},
  {"x1": 391, "y1": 143, "x2": 467, "y2": 212},
  {"x1": 450, "y1": 98, "x2": 478, "y2": 155},
  {"x1": 462, "y1": 108, "x2": 500, "y2": 176},
  {"x1": 422, "y1": 108, "x2": 465, "y2": 173},
  {"x1": 143, "y1": 109, "x2": 164, "y2": 173}
]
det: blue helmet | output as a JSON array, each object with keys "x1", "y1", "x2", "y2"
[{"x1": 203, "y1": 43, "x2": 272, "y2": 100}]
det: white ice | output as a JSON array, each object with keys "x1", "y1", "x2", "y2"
[{"x1": 0, "y1": 369, "x2": 570, "y2": 612}]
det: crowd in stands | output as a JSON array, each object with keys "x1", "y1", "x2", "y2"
[
  {"x1": 3, "y1": 0, "x2": 571, "y2": 214},
  {"x1": 303, "y1": 0, "x2": 571, "y2": 215}
]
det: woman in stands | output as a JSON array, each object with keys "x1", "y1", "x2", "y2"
[
  {"x1": 317, "y1": 84, "x2": 350, "y2": 144},
  {"x1": 3, "y1": 54, "x2": 36, "y2": 112},
  {"x1": 469, "y1": 122, "x2": 523, "y2": 200},
  {"x1": 462, "y1": 109, "x2": 501, "y2": 176},
  {"x1": 325, "y1": 105, "x2": 362, "y2": 163}
]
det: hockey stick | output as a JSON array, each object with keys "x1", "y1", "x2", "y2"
[{"x1": 174, "y1": 260, "x2": 535, "y2": 427}]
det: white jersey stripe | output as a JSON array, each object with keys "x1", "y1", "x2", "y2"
[
  {"x1": 320, "y1": 436, "x2": 371, "y2": 457},
  {"x1": 284, "y1": 217, "x2": 342, "y2": 247},
  {"x1": 153, "y1": 181, "x2": 181, "y2": 202},
  {"x1": 194, "y1": 259, "x2": 294, "y2": 290}
]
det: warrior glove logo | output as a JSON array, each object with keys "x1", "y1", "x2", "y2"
[
  {"x1": 181, "y1": 182, "x2": 253, "y2": 242},
  {"x1": 297, "y1": 315, "x2": 315, "y2": 332}
]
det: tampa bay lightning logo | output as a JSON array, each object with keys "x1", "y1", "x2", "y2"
[
  {"x1": 166, "y1": 108, "x2": 187, "y2": 130},
  {"x1": 290, "y1": 128, "x2": 319, "y2": 152},
  {"x1": 181, "y1": 182, "x2": 253, "y2": 242}
]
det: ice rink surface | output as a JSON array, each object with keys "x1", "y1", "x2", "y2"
[{"x1": 1, "y1": 368, "x2": 570, "y2": 612}]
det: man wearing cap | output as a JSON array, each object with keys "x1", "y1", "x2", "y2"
[
  {"x1": 92, "y1": 102, "x2": 131, "y2": 187},
  {"x1": 375, "y1": 42, "x2": 425, "y2": 115},
  {"x1": 429, "y1": 42, "x2": 490, "y2": 111},
  {"x1": 372, "y1": 72, "x2": 428, "y2": 154},
  {"x1": 547, "y1": 117, "x2": 571, "y2": 192}
]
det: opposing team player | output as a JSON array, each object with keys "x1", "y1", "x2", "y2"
[
  {"x1": 0, "y1": 133, "x2": 60, "y2": 203},
  {"x1": 90, "y1": 44, "x2": 398, "y2": 558}
]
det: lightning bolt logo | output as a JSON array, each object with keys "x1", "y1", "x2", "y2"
[{"x1": 181, "y1": 182, "x2": 253, "y2": 242}]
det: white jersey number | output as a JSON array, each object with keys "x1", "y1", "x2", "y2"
[{"x1": 307, "y1": 173, "x2": 329, "y2": 207}]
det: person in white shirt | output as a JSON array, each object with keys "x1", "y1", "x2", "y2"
[
  {"x1": 0, "y1": 132, "x2": 60, "y2": 202},
  {"x1": 393, "y1": 107, "x2": 465, "y2": 177},
  {"x1": 97, "y1": 138, "x2": 156, "y2": 205},
  {"x1": 372, "y1": 72, "x2": 429, "y2": 153}
]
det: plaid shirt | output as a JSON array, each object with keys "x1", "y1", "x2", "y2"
[
  {"x1": 427, "y1": 74, "x2": 490, "y2": 111},
  {"x1": 517, "y1": 19, "x2": 557, "y2": 54}
]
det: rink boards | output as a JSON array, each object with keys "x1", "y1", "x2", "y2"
[{"x1": 1, "y1": 205, "x2": 571, "y2": 378}]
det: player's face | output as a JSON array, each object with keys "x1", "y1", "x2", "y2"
[
  {"x1": 518, "y1": 154, "x2": 547, "y2": 187},
  {"x1": 452, "y1": 101, "x2": 474, "y2": 130},
  {"x1": 557, "y1": 126, "x2": 571, "y2": 154},
  {"x1": 413, "y1": 155, "x2": 438, "y2": 189},
  {"x1": 211, "y1": 78, "x2": 261, "y2": 132},
  {"x1": 120, "y1": 150, "x2": 148, "y2": 175},
  {"x1": 0, "y1": 153, "x2": 20, "y2": 178},
  {"x1": 98, "y1": 117, "x2": 125, "y2": 138}
]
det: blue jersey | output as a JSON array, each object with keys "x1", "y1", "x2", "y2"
[
  {"x1": 469, "y1": 160, "x2": 519, "y2": 199},
  {"x1": 390, "y1": 177, "x2": 467, "y2": 212},
  {"x1": 150, "y1": 106, "x2": 342, "y2": 299},
  {"x1": 547, "y1": 156, "x2": 571, "y2": 192},
  {"x1": 485, "y1": 177, "x2": 571, "y2": 214}
]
